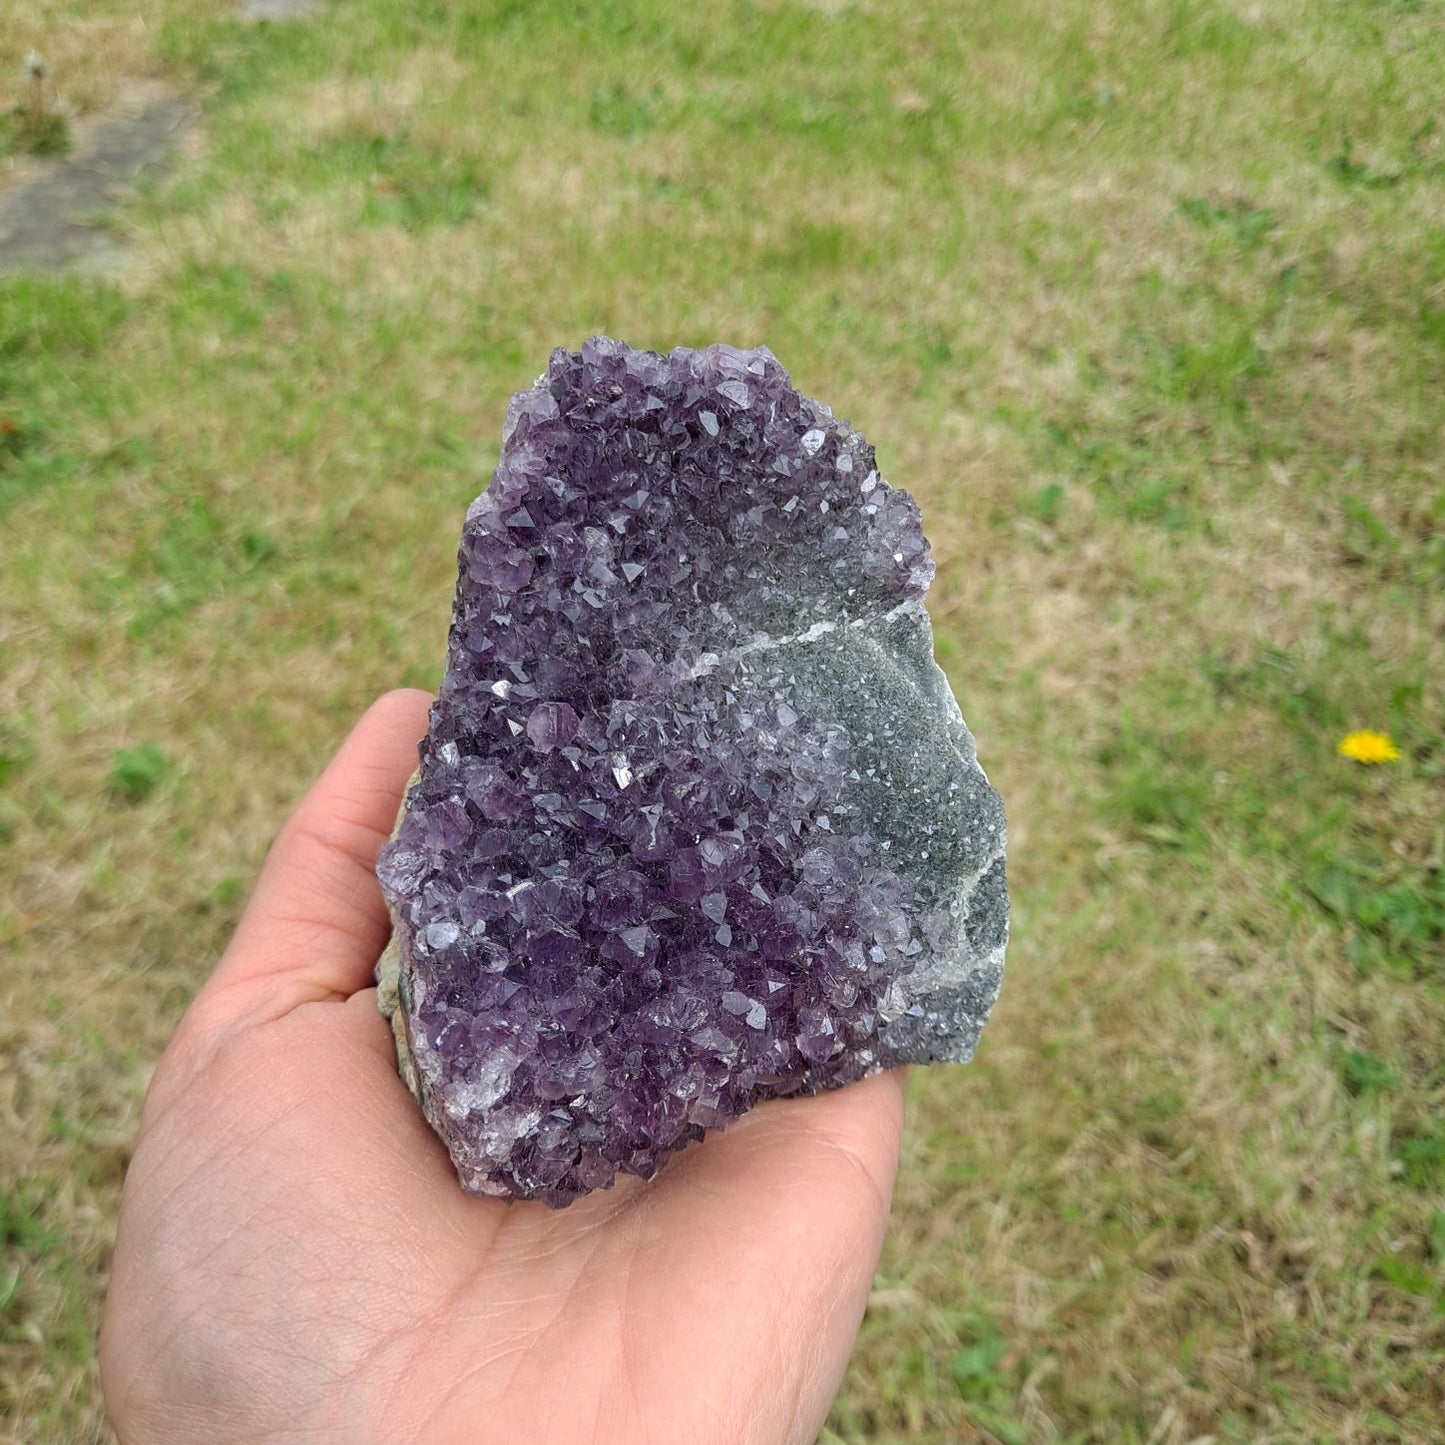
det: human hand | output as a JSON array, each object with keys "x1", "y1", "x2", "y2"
[{"x1": 100, "y1": 689, "x2": 905, "y2": 1445}]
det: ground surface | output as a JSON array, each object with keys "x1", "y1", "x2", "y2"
[
  {"x1": 2, "y1": 1, "x2": 1442, "y2": 1441},
  {"x1": 0, "y1": 93, "x2": 193, "y2": 272}
]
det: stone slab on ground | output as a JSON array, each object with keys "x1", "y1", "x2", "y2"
[
  {"x1": 0, "y1": 96, "x2": 193, "y2": 272},
  {"x1": 238, "y1": 0, "x2": 321, "y2": 19}
]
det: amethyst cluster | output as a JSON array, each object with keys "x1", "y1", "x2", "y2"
[{"x1": 376, "y1": 339, "x2": 1007, "y2": 1206}]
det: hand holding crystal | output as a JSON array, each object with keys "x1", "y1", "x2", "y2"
[{"x1": 100, "y1": 689, "x2": 905, "y2": 1445}]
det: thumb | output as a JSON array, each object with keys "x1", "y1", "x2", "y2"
[{"x1": 191, "y1": 688, "x2": 432, "y2": 1030}]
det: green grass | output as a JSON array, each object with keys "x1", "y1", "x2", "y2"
[
  {"x1": 2, "y1": 0, "x2": 1443, "y2": 1439},
  {"x1": 0, "y1": 106, "x2": 71, "y2": 160},
  {"x1": 106, "y1": 745, "x2": 170, "y2": 803}
]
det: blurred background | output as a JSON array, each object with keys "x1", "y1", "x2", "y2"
[{"x1": 1, "y1": 1, "x2": 1441, "y2": 1440}]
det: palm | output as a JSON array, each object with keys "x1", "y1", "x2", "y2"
[{"x1": 101, "y1": 692, "x2": 904, "y2": 1445}]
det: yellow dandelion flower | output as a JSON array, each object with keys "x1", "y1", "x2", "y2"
[{"x1": 1337, "y1": 730, "x2": 1401, "y2": 765}]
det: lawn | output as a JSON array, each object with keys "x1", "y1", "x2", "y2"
[{"x1": 2, "y1": 0, "x2": 1442, "y2": 1440}]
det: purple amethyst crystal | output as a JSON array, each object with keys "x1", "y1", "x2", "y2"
[{"x1": 376, "y1": 338, "x2": 1007, "y2": 1206}]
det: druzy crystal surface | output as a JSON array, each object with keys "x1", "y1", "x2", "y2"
[{"x1": 376, "y1": 338, "x2": 1007, "y2": 1206}]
